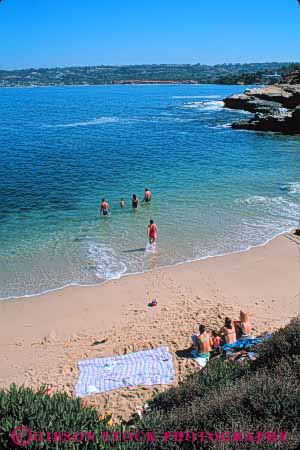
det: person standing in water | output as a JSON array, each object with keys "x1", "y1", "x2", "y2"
[
  {"x1": 143, "y1": 188, "x2": 152, "y2": 203},
  {"x1": 100, "y1": 198, "x2": 110, "y2": 216},
  {"x1": 120, "y1": 198, "x2": 125, "y2": 208},
  {"x1": 132, "y1": 194, "x2": 139, "y2": 209},
  {"x1": 147, "y1": 219, "x2": 158, "y2": 245}
]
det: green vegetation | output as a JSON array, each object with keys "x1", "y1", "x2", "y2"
[
  {"x1": 139, "y1": 318, "x2": 300, "y2": 449},
  {"x1": 0, "y1": 386, "x2": 131, "y2": 449},
  {"x1": 1, "y1": 62, "x2": 300, "y2": 87},
  {"x1": 1, "y1": 319, "x2": 300, "y2": 449}
]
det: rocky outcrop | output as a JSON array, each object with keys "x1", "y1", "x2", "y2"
[
  {"x1": 283, "y1": 70, "x2": 300, "y2": 85},
  {"x1": 243, "y1": 85, "x2": 300, "y2": 109},
  {"x1": 232, "y1": 106, "x2": 300, "y2": 134},
  {"x1": 224, "y1": 93, "x2": 281, "y2": 113},
  {"x1": 224, "y1": 71, "x2": 300, "y2": 134}
]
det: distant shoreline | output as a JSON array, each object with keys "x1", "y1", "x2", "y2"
[
  {"x1": 0, "y1": 61, "x2": 296, "y2": 88},
  {"x1": 0, "y1": 80, "x2": 249, "y2": 89}
]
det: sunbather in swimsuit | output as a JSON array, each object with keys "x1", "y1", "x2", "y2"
[
  {"x1": 220, "y1": 317, "x2": 237, "y2": 344},
  {"x1": 212, "y1": 331, "x2": 222, "y2": 349},
  {"x1": 196, "y1": 325, "x2": 213, "y2": 358},
  {"x1": 235, "y1": 311, "x2": 253, "y2": 340}
]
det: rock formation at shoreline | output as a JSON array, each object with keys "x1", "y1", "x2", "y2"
[{"x1": 224, "y1": 71, "x2": 300, "y2": 134}]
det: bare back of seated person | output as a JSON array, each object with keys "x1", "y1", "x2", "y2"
[
  {"x1": 221, "y1": 327, "x2": 236, "y2": 344},
  {"x1": 220, "y1": 318, "x2": 237, "y2": 344},
  {"x1": 196, "y1": 329, "x2": 212, "y2": 355},
  {"x1": 236, "y1": 311, "x2": 252, "y2": 338},
  {"x1": 241, "y1": 321, "x2": 252, "y2": 335}
]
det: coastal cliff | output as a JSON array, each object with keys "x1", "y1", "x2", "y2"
[{"x1": 224, "y1": 70, "x2": 300, "y2": 134}]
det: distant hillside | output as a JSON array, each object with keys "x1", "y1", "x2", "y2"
[{"x1": 0, "y1": 62, "x2": 299, "y2": 87}]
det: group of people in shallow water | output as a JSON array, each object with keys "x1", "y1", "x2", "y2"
[
  {"x1": 100, "y1": 188, "x2": 152, "y2": 215},
  {"x1": 99, "y1": 188, "x2": 158, "y2": 245},
  {"x1": 193, "y1": 310, "x2": 252, "y2": 360}
]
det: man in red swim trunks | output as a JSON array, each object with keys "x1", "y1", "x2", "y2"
[{"x1": 147, "y1": 219, "x2": 158, "y2": 245}]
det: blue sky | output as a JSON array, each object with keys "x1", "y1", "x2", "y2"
[{"x1": 1, "y1": 0, "x2": 300, "y2": 69}]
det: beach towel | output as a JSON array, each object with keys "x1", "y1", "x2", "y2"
[
  {"x1": 190, "y1": 349, "x2": 210, "y2": 368},
  {"x1": 75, "y1": 346, "x2": 174, "y2": 396},
  {"x1": 222, "y1": 334, "x2": 272, "y2": 353}
]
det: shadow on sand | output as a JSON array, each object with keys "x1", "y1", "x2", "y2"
[
  {"x1": 175, "y1": 348, "x2": 193, "y2": 359},
  {"x1": 123, "y1": 248, "x2": 146, "y2": 253}
]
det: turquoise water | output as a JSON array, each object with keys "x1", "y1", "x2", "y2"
[{"x1": 0, "y1": 84, "x2": 299, "y2": 299}]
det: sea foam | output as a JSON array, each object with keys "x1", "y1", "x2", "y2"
[
  {"x1": 172, "y1": 95, "x2": 221, "y2": 99},
  {"x1": 237, "y1": 195, "x2": 299, "y2": 223},
  {"x1": 280, "y1": 182, "x2": 300, "y2": 195},
  {"x1": 180, "y1": 100, "x2": 225, "y2": 111},
  {"x1": 44, "y1": 117, "x2": 119, "y2": 128},
  {"x1": 87, "y1": 242, "x2": 127, "y2": 280}
]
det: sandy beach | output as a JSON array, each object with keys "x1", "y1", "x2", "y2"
[{"x1": 1, "y1": 231, "x2": 300, "y2": 421}]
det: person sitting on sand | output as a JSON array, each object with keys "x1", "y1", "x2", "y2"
[
  {"x1": 100, "y1": 198, "x2": 110, "y2": 216},
  {"x1": 235, "y1": 310, "x2": 252, "y2": 340},
  {"x1": 147, "y1": 219, "x2": 158, "y2": 245},
  {"x1": 195, "y1": 324, "x2": 213, "y2": 358},
  {"x1": 132, "y1": 194, "x2": 139, "y2": 209},
  {"x1": 220, "y1": 317, "x2": 237, "y2": 345},
  {"x1": 143, "y1": 188, "x2": 152, "y2": 203},
  {"x1": 211, "y1": 330, "x2": 222, "y2": 349},
  {"x1": 120, "y1": 198, "x2": 125, "y2": 208}
]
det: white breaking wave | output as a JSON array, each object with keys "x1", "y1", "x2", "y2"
[
  {"x1": 280, "y1": 182, "x2": 300, "y2": 195},
  {"x1": 144, "y1": 115, "x2": 196, "y2": 123},
  {"x1": 44, "y1": 117, "x2": 120, "y2": 128},
  {"x1": 223, "y1": 108, "x2": 252, "y2": 115},
  {"x1": 208, "y1": 123, "x2": 232, "y2": 129},
  {"x1": 237, "y1": 195, "x2": 300, "y2": 222},
  {"x1": 172, "y1": 95, "x2": 221, "y2": 99},
  {"x1": 180, "y1": 100, "x2": 224, "y2": 111},
  {"x1": 87, "y1": 243, "x2": 127, "y2": 280},
  {"x1": 243, "y1": 195, "x2": 296, "y2": 208}
]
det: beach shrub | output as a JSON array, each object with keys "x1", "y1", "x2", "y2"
[
  {"x1": 137, "y1": 318, "x2": 300, "y2": 449},
  {"x1": 147, "y1": 357, "x2": 246, "y2": 413},
  {"x1": 0, "y1": 385, "x2": 133, "y2": 450},
  {"x1": 253, "y1": 317, "x2": 300, "y2": 369}
]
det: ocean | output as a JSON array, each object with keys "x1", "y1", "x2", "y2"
[{"x1": 0, "y1": 84, "x2": 299, "y2": 299}]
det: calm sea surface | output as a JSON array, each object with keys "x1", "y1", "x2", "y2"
[{"x1": 0, "y1": 84, "x2": 299, "y2": 299}]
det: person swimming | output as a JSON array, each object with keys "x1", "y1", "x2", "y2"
[
  {"x1": 132, "y1": 194, "x2": 139, "y2": 209},
  {"x1": 120, "y1": 198, "x2": 125, "y2": 208},
  {"x1": 100, "y1": 198, "x2": 110, "y2": 216},
  {"x1": 143, "y1": 188, "x2": 152, "y2": 203},
  {"x1": 147, "y1": 219, "x2": 158, "y2": 245}
]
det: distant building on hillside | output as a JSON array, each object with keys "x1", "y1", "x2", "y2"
[{"x1": 262, "y1": 72, "x2": 282, "y2": 81}]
